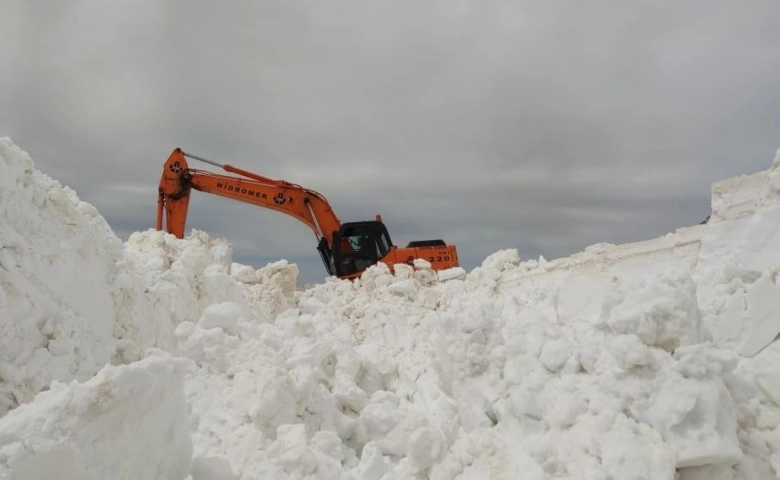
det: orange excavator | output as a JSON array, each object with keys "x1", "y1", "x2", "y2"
[{"x1": 156, "y1": 148, "x2": 459, "y2": 279}]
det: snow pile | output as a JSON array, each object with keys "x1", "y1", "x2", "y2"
[
  {"x1": 239, "y1": 259, "x2": 740, "y2": 479},
  {"x1": 113, "y1": 229, "x2": 297, "y2": 362},
  {"x1": 0, "y1": 136, "x2": 299, "y2": 412},
  {"x1": 2, "y1": 137, "x2": 780, "y2": 479}
]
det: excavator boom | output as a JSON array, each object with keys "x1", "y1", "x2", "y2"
[
  {"x1": 157, "y1": 148, "x2": 459, "y2": 279},
  {"x1": 158, "y1": 148, "x2": 341, "y2": 238}
]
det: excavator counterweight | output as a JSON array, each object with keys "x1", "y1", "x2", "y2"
[{"x1": 156, "y1": 148, "x2": 459, "y2": 279}]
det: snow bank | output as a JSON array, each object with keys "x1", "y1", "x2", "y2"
[
  {"x1": 0, "y1": 138, "x2": 298, "y2": 417},
  {"x1": 0, "y1": 139, "x2": 122, "y2": 416},
  {"x1": 2, "y1": 137, "x2": 780, "y2": 479}
]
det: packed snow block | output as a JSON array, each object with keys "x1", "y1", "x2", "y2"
[
  {"x1": 736, "y1": 272, "x2": 780, "y2": 357},
  {"x1": 644, "y1": 376, "x2": 741, "y2": 468},
  {"x1": 599, "y1": 414, "x2": 676, "y2": 480},
  {"x1": 351, "y1": 442, "x2": 391, "y2": 480},
  {"x1": 732, "y1": 206, "x2": 780, "y2": 272},
  {"x1": 602, "y1": 271, "x2": 705, "y2": 352},
  {"x1": 0, "y1": 355, "x2": 193, "y2": 480}
]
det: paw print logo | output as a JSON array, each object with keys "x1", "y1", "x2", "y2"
[
  {"x1": 169, "y1": 161, "x2": 183, "y2": 174},
  {"x1": 274, "y1": 193, "x2": 286, "y2": 205}
]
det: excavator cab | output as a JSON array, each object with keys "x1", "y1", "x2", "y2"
[{"x1": 331, "y1": 221, "x2": 393, "y2": 277}]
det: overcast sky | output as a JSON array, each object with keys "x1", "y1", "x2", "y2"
[{"x1": 2, "y1": 1, "x2": 779, "y2": 284}]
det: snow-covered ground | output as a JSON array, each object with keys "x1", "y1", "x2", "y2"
[{"x1": 1, "y1": 136, "x2": 780, "y2": 479}]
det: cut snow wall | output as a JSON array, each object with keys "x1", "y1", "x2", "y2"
[{"x1": 0, "y1": 139, "x2": 123, "y2": 416}]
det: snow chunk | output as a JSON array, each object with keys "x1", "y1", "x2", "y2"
[
  {"x1": 198, "y1": 302, "x2": 243, "y2": 336},
  {"x1": 600, "y1": 414, "x2": 675, "y2": 480},
  {"x1": 603, "y1": 271, "x2": 705, "y2": 351},
  {"x1": 0, "y1": 355, "x2": 193, "y2": 480},
  {"x1": 480, "y1": 249, "x2": 520, "y2": 271},
  {"x1": 437, "y1": 267, "x2": 467, "y2": 282}
]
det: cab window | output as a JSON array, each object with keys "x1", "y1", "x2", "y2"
[
  {"x1": 347, "y1": 230, "x2": 369, "y2": 253},
  {"x1": 376, "y1": 230, "x2": 391, "y2": 258}
]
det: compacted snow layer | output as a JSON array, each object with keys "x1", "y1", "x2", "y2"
[{"x1": 1, "y1": 137, "x2": 780, "y2": 479}]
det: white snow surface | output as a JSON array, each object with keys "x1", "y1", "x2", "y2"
[{"x1": 2, "y1": 136, "x2": 780, "y2": 479}]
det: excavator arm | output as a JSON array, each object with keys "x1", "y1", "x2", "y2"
[
  {"x1": 157, "y1": 148, "x2": 459, "y2": 279},
  {"x1": 157, "y1": 148, "x2": 342, "y2": 273}
]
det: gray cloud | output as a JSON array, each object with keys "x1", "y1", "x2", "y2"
[{"x1": 1, "y1": 0, "x2": 778, "y2": 283}]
